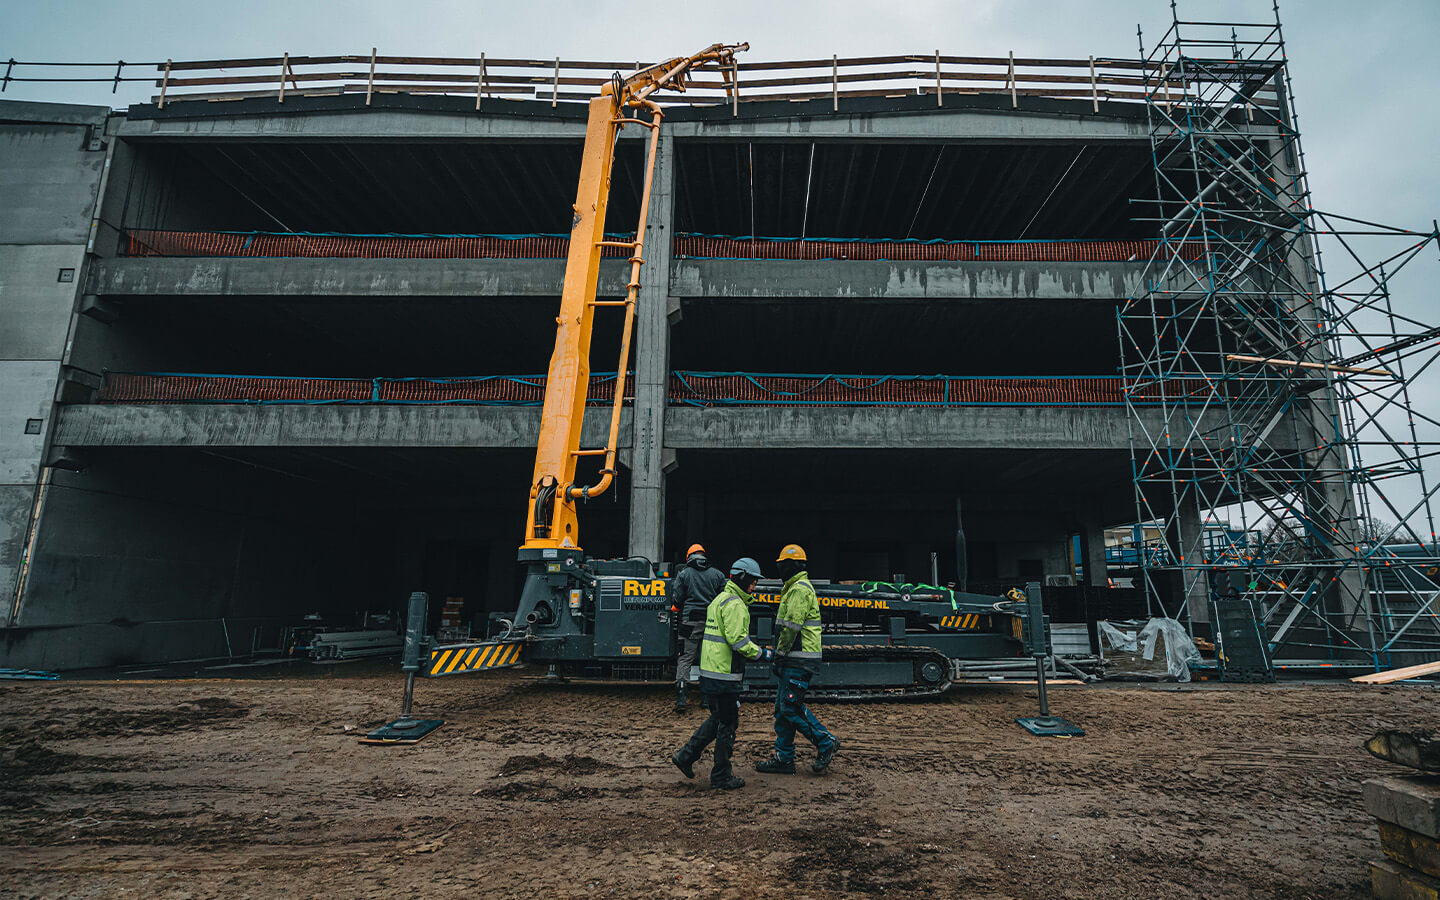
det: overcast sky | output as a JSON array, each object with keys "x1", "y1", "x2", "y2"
[{"x1": 5, "y1": 0, "x2": 1439, "y2": 527}]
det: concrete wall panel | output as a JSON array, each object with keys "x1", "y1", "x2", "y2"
[
  {"x1": 0, "y1": 245, "x2": 86, "y2": 358},
  {"x1": 0, "y1": 122, "x2": 104, "y2": 245},
  {"x1": 0, "y1": 484, "x2": 36, "y2": 607},
  {"x1": 0, "y1": 360, "x2": 62, "y2": 483}
]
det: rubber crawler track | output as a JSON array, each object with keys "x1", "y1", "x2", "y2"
[{"x1": 742, "y1": 645, "x2": 954, "y2": 703}]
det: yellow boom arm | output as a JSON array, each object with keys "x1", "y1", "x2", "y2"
[{"x1": 522, "y1": 42, "x2": 747, "y2": 552}]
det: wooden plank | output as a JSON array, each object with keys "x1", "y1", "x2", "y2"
[
  {"x1": 1352, "y1": 660, "x2": 1440, "y2": 684},
  {"x1": 1381, "y1": 821, "x2": 1440, "y2": 880},
  {"x1": 1365, "y1": 777, "x2": 1440, "y2": 840}
]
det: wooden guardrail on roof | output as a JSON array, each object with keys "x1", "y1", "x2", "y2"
[{"x1": 2, "y1": 52, "x2": 1279, "y2": 115}]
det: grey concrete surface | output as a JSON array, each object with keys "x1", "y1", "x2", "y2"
[
  {"x1": 56, "y1": 402, "x2": 1273, "y2": 455},
  {"x1": 0, "y1": 361, "x2": 62, "y2": 484},
  {"x1": 118, "y1": 108, "x2": 596, "y2": 141},
  {"x1": 0, "y1": 245, "x2": 87, "y2": 358},
  {"x1": 91, "y1": 256, "x2": 1145, "y2": 301},
  {"x1": 628, "y1": 130, "x2": 673, "y2": 563},
  {"x1": 54, "y1": 404, "x2": 631, "y2": 449},
  {"x1": 88, "y1": 256, "x2": 631, "y2": 297},
  {"x1": 664, "y1": 405, "x2": 1142, "y2": 450},
  {"x1": 670, "y1": 258, "x2": 1145, "y2": 300},
  {"x1": 0, "y1": 100, "x2": 111, "y2": 127},
  {"x1": 0, "y1": 105, "x2": 109, "y2": 611},
  {"x1": 0, "y1": 118, "x2": 107, "y2": 245},
  {"x1": 0, "y1": 485, "x2": 36, "y2": 615},
  {"x1": 666, "y1": 108, "x2": 1155, "y2": 141},
  {"x1": 116, "y1": 101, "x2": 1169, "y2": 143}
]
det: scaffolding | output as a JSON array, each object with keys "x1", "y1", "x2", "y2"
[{"x1": 1120, "y1": 3, "x2": 1440, "y2": 668}]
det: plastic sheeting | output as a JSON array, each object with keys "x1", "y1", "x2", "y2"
[{"x1": 1098, "y1": 618, "x2": 1201, "y2": 682}]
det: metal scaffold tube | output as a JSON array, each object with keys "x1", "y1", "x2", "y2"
[{"x1": 1118, "y1": 1, "x2": 1440, "y2": 671}]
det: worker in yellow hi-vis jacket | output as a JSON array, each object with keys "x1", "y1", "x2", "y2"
[
  {"x1": 670, "y1": 558, "x2": 773, "y2": 790},
  {"x1": 756, "y1": 544, "x2": 840, "y2": 775}
]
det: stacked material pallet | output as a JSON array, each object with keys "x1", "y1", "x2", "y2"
[
  {"x1": 308, "y1": 630, "x2": 405, "y2": 661},
  {"x1": 1364, "y1": 773, "x2": 1440, "y2": 897}
]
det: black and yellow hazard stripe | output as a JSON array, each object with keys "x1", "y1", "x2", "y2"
[
  {"x1": 939, "y1": 613, "x2": 985, "y2": 629},
  {"x1": 424, "y1": 641, "x2": 524, "y2": 677}
]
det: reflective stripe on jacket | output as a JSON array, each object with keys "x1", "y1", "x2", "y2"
[
  {"x1": 698, "y1": 580, "x2": 761, "y2": 683},
  {"x1": 774, "y1": 571, "x2": 823, "y2": 669}
]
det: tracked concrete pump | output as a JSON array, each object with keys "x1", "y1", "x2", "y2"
[{"x1": 390, "y1": 43, "x2": 1049, "y2": 706}]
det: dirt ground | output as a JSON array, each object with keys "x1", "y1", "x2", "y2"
[{"x1": 0, "y1": 665, "x2": 1433, "y2": 899}]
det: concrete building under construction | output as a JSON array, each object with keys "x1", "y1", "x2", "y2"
[{"x1": 4, "y1": 27, "x2": 1438, "y2": 670}]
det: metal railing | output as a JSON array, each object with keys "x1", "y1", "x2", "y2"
[{"x1": 2, "y1": 52, "x2": 1279, "y2": 113}]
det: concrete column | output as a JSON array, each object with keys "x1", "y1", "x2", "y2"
[
  {"x1": 1080, "y1": 522, "x2": 1109, "y2": 588},
  {"x1": 1269, "y1": 79, "x2": 1367, "y2": 621},
  {"x1": 1169, "y1": 495, "x2": 1211, "y2": 626},
  {"x1": 627, "y1": 126, "x2": 674, "y2": 565}
]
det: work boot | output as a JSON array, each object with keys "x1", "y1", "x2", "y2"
[
  {"x1": 670, "y1": 750, "x2": 695, "y2": 779},
  {"x1": 711, "y1": 719, "x2": 737, "y2": 785},
  {"x1": 674, "y1": 682, "x2": 688, "y2": 712},
  {"x1": 712, "y1": 775, "x2": 746, "y2": 790},
  {"x1": 755, "y1": 755, "x2": 796, "y2": 774},
  {"x1": 813, "y1": 739, "x2": 841, "y2": 773}
]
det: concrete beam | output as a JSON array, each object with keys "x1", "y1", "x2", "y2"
[
  {"x1": 88, "y1": 256, "x2": 630, "y2": 298},
  {"x1": 54, "y1": 403, "x2": 631, "y2": 449},
  {"x1": 664, "y1": 405, "x2": 1141, "y2": 450},
  {"x1": 90, "y1": 256, "x2": 1144, "y2": 301},
  {"x1": 668, "y1": 107, "x2": 1153, "y2": 141},
  {"x1": 118, "y1": 107, "x2": 595, "y2": 141},
  {"x1": 671, "y1": 259, "x2": 1144, "y2": 300}
]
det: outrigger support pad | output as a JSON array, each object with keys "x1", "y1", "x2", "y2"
[
  {"x1": 361, "y1": 591, "x2": 445, "y2": 745},
  {"x1": 1013, "y1": 581, "x2": 1084, "y2": 738}
]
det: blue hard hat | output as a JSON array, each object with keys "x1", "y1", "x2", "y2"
[{"x1": 729, "y1": 557, "x2": 762, "y2": 579}]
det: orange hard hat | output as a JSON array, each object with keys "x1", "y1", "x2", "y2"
[
  {"x1": 776, "y1": 544, "x2": 807, "y2": 562},
  {"x1": 686, "y1": 543, "x2": 706, "y2": 557}
]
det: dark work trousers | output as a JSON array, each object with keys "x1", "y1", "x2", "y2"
[
  {"x1": 773, "y1": 666, "x2": 836, "y2": 762},
  {"x1": 676, "y1": 689, "x2": 741, "y2": 785},
  {"x1": 675, "y1": 618, "x2": 704, "y2": 684}
]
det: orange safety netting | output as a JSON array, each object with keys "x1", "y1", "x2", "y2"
[
  {"x1": 98, "y1": 372, "x2": 1211, "y2": 408},
  {"x1": 98, "y1": 373, "x2": 629, "y2": 405},
  {"x1": 673, "y1": 236, "x2": 1208, "y2": 263},
  {"x1": 121, "y1": 230, "x2": 634, "y2": 260},
  {"x1": 670, "y1": 374, "x2": 1212, "y2": 406},
  {"x1": 119, "y1": 229, "x2": 1204, "y2": 263}
]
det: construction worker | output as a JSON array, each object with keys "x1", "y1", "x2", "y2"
[
  {"x1": 670, "y1": 557, "x2": 773, "y2": 790},
  {"x1": 756, "y1": 544, "x2": 840, "y2": 775},
  {"x1": 669, "y1": 543, "x2": 725, "y2": 711}
]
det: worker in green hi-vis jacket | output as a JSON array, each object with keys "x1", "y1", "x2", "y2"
[
  {"x1": 756, "y1": 544, "x2": 840, "y2": 775},
  {"x1": 669, "y1": 558, "x2": 773, "y2": 790}
]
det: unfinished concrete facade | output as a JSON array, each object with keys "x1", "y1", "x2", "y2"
[{"x1": 1, "y1": 79, "x2": 1316, "y2": 669}]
